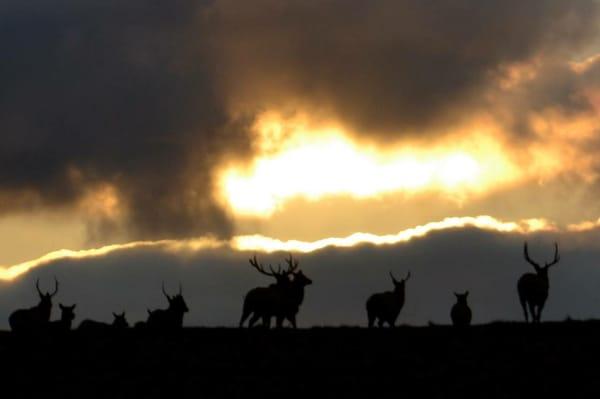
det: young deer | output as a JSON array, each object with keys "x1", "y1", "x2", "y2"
[
  {"x1": 48, "y1": 304, "x2": 76, "y2": 331},
  {"x1": 9, "y1": 277, "x2": 59, "y2": 333},
  {"x1": 366, "y1": 271, "x2": 410, "y2": 328},
  {"x1": 146, "y1": 283, "x2": 189, "y2": 330},
  {"x1": 78, "y1": 312, "x2": 129, "y2": 330},
  {"x1": 518, "y1": 242, "x2": 560, "y2": 323},
  {"x1": 239, "y1": 254, "x2": 293, "y2": 328},
  {"x1": 451, "y1": 291, "x2": 472, "y2": 327}
]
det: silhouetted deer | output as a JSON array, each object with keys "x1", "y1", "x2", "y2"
[
  {"x1": 79, "y1": 312, "x2": 129, "y2": 330},
  {"x1": 48, "y1": 304, "x2": 76, "y2": 331},
  {"x1": 366, "y1": 271, "x2": 410, "y2": 328},
  {"x1": 273, "y1": 254, "x2": 312, "y2": 328},
  {"x1": 9, "y1": 277, "x2": 59, "y2": 333},
  {"x1": 146, "y1": 283, "x2": 189, "y2": 330},
  {"x1": 518, "y1": 242, "x2": 560, "y2": 323},
  {"x1": 451, "y1": 291, "x2": 472, "y2": 327},
  {"x1": 239, "y1": 254, "x2": 292, "y2": 328},
  {"x1": 240, "y1": 254, "x2": 312, "y2": 328}
]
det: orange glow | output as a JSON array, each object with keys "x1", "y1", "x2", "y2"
[
  {"x1": 0, "y1": 215, "x2": 555, "y2": 281},
  {"x1": 218, "y1": 113, "x2": 519, "y2": 217}
]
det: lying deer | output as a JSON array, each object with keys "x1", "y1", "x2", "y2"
[
  {"x1": 146, "y1": 283, "x2": 189, "y2": 330},
  {"x1": 78, "y1": 312, "x2": 129, "y2": 331},
  {"x1": 48, "y1": 304, "x2": 76, "y2": 332},
  {"x1": 366, "y1": 271, "x2": 410, "y2": 328},
  {"x1": 9, "y1": 277, "x2": 59, "y2": 333}
]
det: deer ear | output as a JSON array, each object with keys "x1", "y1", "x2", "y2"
[
  {"x1": 465, "y1": 291, "x2": 469, "y2": 297},
  {"x1": 454, "y1": 292, "x2": 459, "y2": 298},
  {"x1": 71, "y1": 304, "x2": 76, "y2": 310},
  {"x1": 59, "y1": 303, "x2": 65, "y2": 310}
]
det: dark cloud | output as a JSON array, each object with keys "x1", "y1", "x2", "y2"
[
  {"x1": 207, "y1": 0, "x2": 599, "y2": 137},
  {"x1": 0, "y1": 227, "x2": 597, "y2": 329},
  {"x1": 0, "y1": 0, "x2": 599, "y2": 241}
]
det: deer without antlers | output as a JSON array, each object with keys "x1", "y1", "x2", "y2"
[
  {"x1": 146, "y1": 283, "x2": 189, "y2": 330},
  {"x1": 9, "y1": 277, "x2": 59, "y2": 333},
  {"x1": 239, "y1": 253, "x2": 312, "y2": 328},
  {"x1": 48, "y1": 304, "x2": 76, "y2": 332},
  {"x1": 79, "y1": 312, "x2": 129, "y2": 331},
  {"x1": 450, "y1": 291, "x2": 472, "y2": 327},
  {"x1": 366, "y1": 271, "x2": 410, "y2": 328},
  {"x1": 518, "y1": 242, "x2": 560, "y2": 323}
]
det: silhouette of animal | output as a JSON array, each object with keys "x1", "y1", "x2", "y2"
[
  {"x1": 9, "y1": 277, "x2": 59, "y2": 333},
  {"x1": 366, "y1": 271, "x2": 410, "y2": 328},
  {"x1": 240, "y1": 254, "x2": 312, "y2": 328},
  {"x1": 451, "y1": 291, "x2": 472, "y2": 327},
  {"x1": 48, "y1": 304, "x2": 76, "y2": 331},
  {"x1": 518, "y1": 242, "x2": 560, "y2": 323},
  {"x1": 239, "y1": 254, "x2": 293, "y2": 328},
  {"x1": 146, "y1": 283, "x2": 189, "y2": 330},
  {"x1": 78, "y1": 312, "x2": 129, "y2": 331}
]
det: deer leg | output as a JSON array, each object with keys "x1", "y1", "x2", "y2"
[
  {"x1": 248, "y1": 313, "x2": 261, "y2": 328},
  {"x1": 527, "y1": 302, "x2": 536, "y2": 324},
  {"x1": 377, "y1": 318, "x2": 384, "y2": 328},
  {"x1": 275, "y1": 315, "x2": 285, "y2": 328},
  {"x1": 288, "y1": 314, "x2": 297, "y2": 329},
  {"x1": 263, "y1": 315, "x2": 272, "y2": 329},
  {"x1": 519, "y1": 295, "x2": 529, "y2": 323},
  {"x1": 535, "y1": 304, "x2": 544, "y2": 323},
  {"x1": 239, "y1": 310, "x2": 250, "y2": 328}
]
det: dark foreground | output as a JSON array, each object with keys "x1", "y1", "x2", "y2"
[{"x1": 1, "y1": 322, "x2": 600, "y2": 398}]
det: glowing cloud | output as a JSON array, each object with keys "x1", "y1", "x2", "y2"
[
  {"x1": 218, "y1": 114, "x2": 520, "y2": 217},
  {"x1": 0, "y1": 215, "x2": 556, "y2": 281}
]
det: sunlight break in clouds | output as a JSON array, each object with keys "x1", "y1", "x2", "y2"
[
  {"x1": 218, "y1": 113, "x2": 520, "y2": 217},
  {"x1": 0, "y1": 215, "x2": 555, "y2": 281}
]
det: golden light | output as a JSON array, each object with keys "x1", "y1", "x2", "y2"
[{"x1": 218, "y1": 114, "x2": 519, "y2": 217}]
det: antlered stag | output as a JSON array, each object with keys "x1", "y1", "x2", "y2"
[
  {"x1": 146, "y1": 283, "x2": 189, "y2": 330},
  {"x1": 366, "y1": 271, "x2": 410, "y2": 328},
  {"x1": 450, "y1": 291, "x2": 472, "y2": 327},
  {"x1": 9, "y1": 277, "x2": 59, "y2": 333},
  {"x1": 79, "y1": 312, "x2": 129, "y2": 331},
  {"x1": 239, "y1": 254, "x2": 312, "y2": 328},
  {"x1": 518, "y1": 242, "x2": 560, "y2": 323}
]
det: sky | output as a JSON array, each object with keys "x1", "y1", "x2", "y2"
[{"x1": 1, "y1": 0, "x2": 600, "y2": 327}]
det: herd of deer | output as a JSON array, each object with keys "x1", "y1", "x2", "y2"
[{"x1": 6, "y1": 241, "x2": 560, "y2": 332}]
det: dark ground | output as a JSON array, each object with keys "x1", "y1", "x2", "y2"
[{"x1": 2, "y1": 322, "x2": 600, "y2": 398}]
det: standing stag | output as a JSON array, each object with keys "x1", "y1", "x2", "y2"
[
  {"x1": 239, "y1": 254, "x2": 312, "y2": 328},
  {"x1": 366, "y1": 271, "x2": 410, "y2": 328},
  {"x1": 146, "y1": 283, "x2": 189, "y2": 330},
  {"x1": 450, "y1": 291, "x2": 472, "y2": 327},
  {"x1": 518, "y1": 242, "x2": 560, "y2": 323},
  {"x1": 9, "y1": 277, "x2": 59, "y2": 333},
  {"x1": 79, "y1": 312, "x2": 129, "y2": 331}
]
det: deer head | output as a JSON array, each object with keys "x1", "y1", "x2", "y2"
[
  {"x1": 284, "y1": 254, "x2": 311, "y2": 287},
  {"x1": 58, "y1": 303, "x2": 76, "y2": 322},
  {"x1": 162, "y1": 282, "x2": 189, "y2": 313},
  {"x1": 390, "y1": 271, "x2": 411, "y2": 294},
  {"x1": 454, "y1": 291, "x2": 469, "y2": 304},
  {"x1": 36, "y1": 277, "x2": 59, "y2": 310},
  {"x1": 112, "y1": 312, "x2": 129, "y2": 328},
  {"x1": 524, "y1": 242, "x2": 560, "y2": 280}
]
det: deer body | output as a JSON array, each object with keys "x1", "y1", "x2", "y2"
[
  {"x1": 518, "y1": 242, "x2": 559, "y2": 323},
  {"x1": 366, "y1": 271, "x2": 410, "y2": 328},
  {"x1": 9, "y1": 278, "x2": 59, "y2": 333},
  {"x1": 451, "y1": 291, "x2": 472, "y2": 327},
  {"x1": 146, "y1": 284, "x2": 189, "y2": 330}
]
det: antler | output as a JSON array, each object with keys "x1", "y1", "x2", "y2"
[
  {"x1": 179, "y1": 283, "x2": 183, "y2": 296},
  {"x1": 523, "y1": 242, "x2": 541, "y2": 271},
  {"x1": 545, "y1": 242, "x2": 560, "y2": 268},
  {"x1": 389, "y1": 271, "x2": 398, "y2": 284},
  {"x1": 50, "y1": 276, "x2": 59, "y2": 297},
  {"x1": 283, "y1": 253, "x2": 299, "y2": 275},
  {"x1": 249, "y1": 254, "x2": 277, "y2": 277},
  {"x1": 36, "y1": 278, "x2": 42, "y2": 296},
  {"x1": 162, "y1": 282, "x2": 172, "y2": 301},
  {"x1": 404, "y1": 271, "x2": 411, "y2": 282}
]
